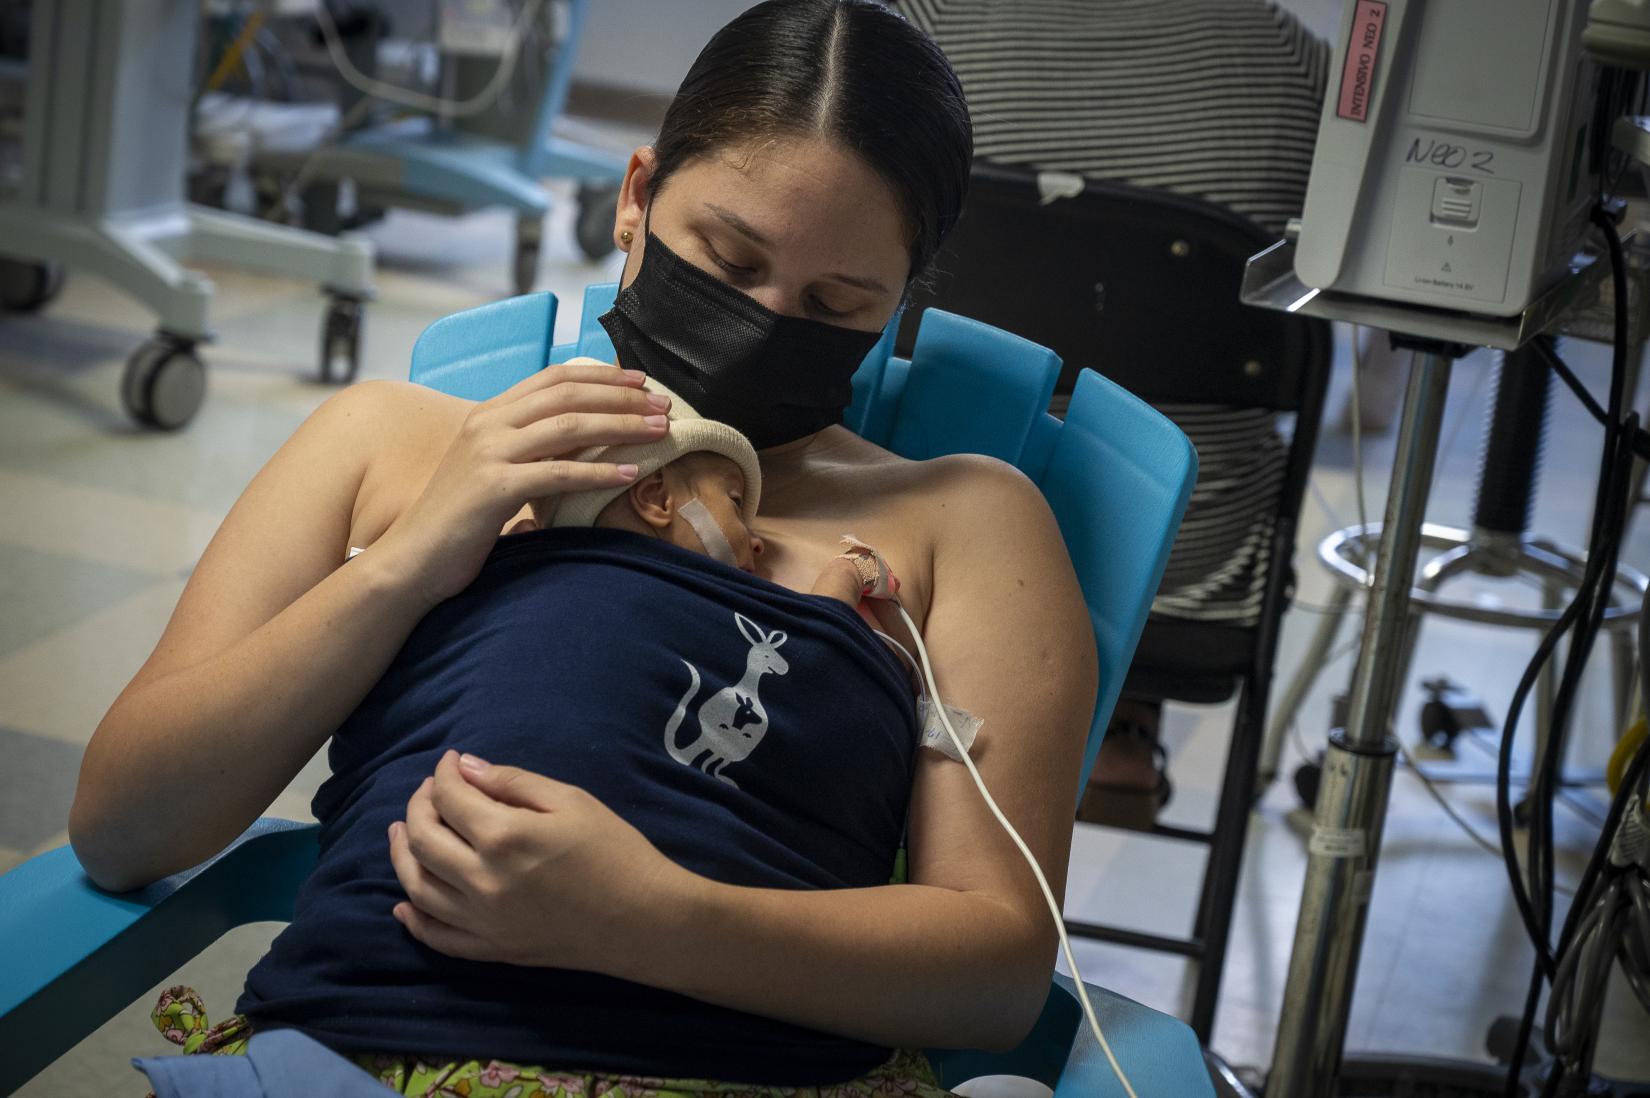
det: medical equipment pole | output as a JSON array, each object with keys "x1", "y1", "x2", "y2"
[{"x1": 1267, "y1": 346, "x2": 1457, "y2": 1098}]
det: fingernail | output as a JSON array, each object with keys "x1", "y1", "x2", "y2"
[
  {"x1": 387, "y1": 821, "x2": 397, "y2": 838},
  {"x1": 622, "y1": 368, "x2": 647, "y2": 383},
  {"x1": 617, "y1": 463, "x2": 640, "y2": 480},
  {"x1": 644, "y1": 414, "x2": 668, "y2": 429},
  {"x1": 646, "y1": 392, "x2": 671, "y2": 410},
  {"x1": 460, "y1": 753, "x2": 490, "y2": 773}
]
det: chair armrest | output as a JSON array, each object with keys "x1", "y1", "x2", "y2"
[
  {"x1": 1049, "y1": 973, "x2": 1211, "y2": 1096},
  {"x1": 926, "y1": 973, "x2": 1211, "y2": 1096},
  {"x1": 0, "y1": 819, "x2": 319, "y2": 1096}
]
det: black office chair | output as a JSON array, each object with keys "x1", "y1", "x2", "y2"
[{"x1": 900, "y1": 161, "x2": 1331, "y2": 1043}]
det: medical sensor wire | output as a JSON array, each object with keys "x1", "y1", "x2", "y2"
[{"x1": 891, "y1": 599, "x2": 1140, "y2": 1098}]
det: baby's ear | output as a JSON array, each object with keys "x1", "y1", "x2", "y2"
[{"x1": 625, "y1": 470, "x2": 674, "y2": 530}]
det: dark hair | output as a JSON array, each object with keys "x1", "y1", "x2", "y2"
[{"x1": 649, "y1": 0, "x2": 972, "y2": 285}]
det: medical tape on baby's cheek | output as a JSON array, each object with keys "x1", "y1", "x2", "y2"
[{"x1": 679, "y1": 499, "x2": 739, "y2": 567}]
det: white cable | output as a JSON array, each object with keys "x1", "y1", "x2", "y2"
[
  {"x1": 1350, "y1": 323, "x2": 1371, "y2": 537},
  {"x1": 312, "y1": 0, "x2": 544, "y2": 119},
  {"x1": 893, "y1": 601, "x2": 1139, "y2": 1098},
  {"x1": 871, "y1": 628, "x2": 927, "y2": 701}
]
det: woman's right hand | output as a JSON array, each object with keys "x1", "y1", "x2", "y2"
[{"x1": 373, "y1": 359, "x2": 670, "y2": 608}]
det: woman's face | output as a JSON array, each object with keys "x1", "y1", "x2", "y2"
[{"x1": 612, "y1": 137, "x2": 911, "y2": 334}]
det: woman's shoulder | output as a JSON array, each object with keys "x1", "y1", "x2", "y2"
[
  {"x1": 323, "y1": 380, "x2": 471, "y2": 468},
  {"x1": 911, "y1": 452, "x2": 1046, "y2": 518},
  {"x1": 332, "y1": 378, "x2": 471, "y2": 429},
  {"x1": 321, "y1": 381, "x2": 472, "y2": 544}
]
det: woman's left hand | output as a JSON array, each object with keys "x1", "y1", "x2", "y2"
[{"x1": 387, "y1": 750, "x2": 696, "y2": 971}]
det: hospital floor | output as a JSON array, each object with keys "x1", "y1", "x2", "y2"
[{"x1": 4, "y1": 191, "x2": 1649, "y2": 1094}]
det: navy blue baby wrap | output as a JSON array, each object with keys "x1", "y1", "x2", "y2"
[{"x1": 238, "y1": 527, "x2": 920, "y2": 1084}]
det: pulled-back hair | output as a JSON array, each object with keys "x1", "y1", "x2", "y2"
[{"x1": 649, "y1": 0, "x2": 972, "y2": 286}]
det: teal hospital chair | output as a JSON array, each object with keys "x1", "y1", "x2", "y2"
[{"x1": 0, "y1": 287, "x2": 1206, "y2": 1096}]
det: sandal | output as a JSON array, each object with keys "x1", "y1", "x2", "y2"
[{"x1": 1076, "y1": 713, "x2": 1173, "y2": 831}]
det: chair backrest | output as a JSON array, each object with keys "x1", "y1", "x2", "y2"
[
  {"x1": 899, "y1": 161, "x2": 1331, "y2": 413},
  {"x1": 898, "y1": 162, "x2": 1331, "y2": 697},
  {"x1": 411, "y1": 287, "x2": 1196, "y2": 797}
]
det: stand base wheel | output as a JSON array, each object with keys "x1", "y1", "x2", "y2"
[
  {"x1": 0, "y1": 258, "x2": 65, "y2": 312},
  {"x1": 319, "y1": 296, "x2": 364, "y2": 385},
  {"x1": 575, "y1": 184, "x2": 620, "y2": 261},
  {"x1": 513, "y1": 234, "x2": 541, "y2": 297},
  {"x1": 1294, "y1": 753, "x2": 1324, "y2": 811},
  {"x1": 122, "y1": 335, "x2": 206, "y2": 430}
]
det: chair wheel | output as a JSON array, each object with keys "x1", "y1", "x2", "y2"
[
  {"x1": 513, "y1": 217, "x2": 543, "y2": 297},
  {"x1": 0, "y1": 258, "x2": 65, "y2": 312},
  {"x1": 1293, "y1": 753, "x2": 1323, "y2": 811},
  {"x1": 319, "y1": 296, "x2": 364, "y2": 385},
  {"x1": 122, "y1": 336, "x2": 206, "y2": 430},
  {"x1": 575, "y1": 184, "x2": 620, "y2": 261}
]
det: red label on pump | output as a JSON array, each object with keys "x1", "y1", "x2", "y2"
[{"x1": 1337, "y1": 0, "x2": 1387, "y2": 122}]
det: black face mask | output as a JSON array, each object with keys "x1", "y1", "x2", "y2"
[{"x1": 598, "y1": 231, "x2": 884, "y2": 450}]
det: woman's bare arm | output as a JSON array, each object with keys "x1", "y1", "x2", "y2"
[{"x1": 70, "y1": 381, "x2": 445, "y2": 891}]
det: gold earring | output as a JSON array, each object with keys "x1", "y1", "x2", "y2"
[{"x1": 620, "y1": 230, "x2": 634, "y2": 244}]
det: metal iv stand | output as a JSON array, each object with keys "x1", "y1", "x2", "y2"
[{"x1": 1236, "y1": 232, "x2": 1637, "y2": 1098}]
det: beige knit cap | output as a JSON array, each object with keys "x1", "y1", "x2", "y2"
[{"x1": 549, "y1": 377, "x2": 763, "y2": 529}]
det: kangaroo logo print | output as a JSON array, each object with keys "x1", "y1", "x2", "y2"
[{"x1": 663, "y1": 613, "x2": 789, "y2": 788}]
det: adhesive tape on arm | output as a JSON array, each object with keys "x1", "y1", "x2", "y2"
[{"x1": 918, "y1": 698, "x2": 982, "y2": 761}]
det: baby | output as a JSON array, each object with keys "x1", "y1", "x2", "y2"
[{"x1": 535, "y1": 379, "x2": 893, "y2": 608}]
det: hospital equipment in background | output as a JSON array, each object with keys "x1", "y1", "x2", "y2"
[
  {"x1": 0, "y1": 287, "x2": 1210, "y2": 1098},
  {"x1": 0, "y1": 0, "x2": 376, "y2": 430},
  {"x1": 1241, "y1": 0, "x2": 1650, "y2": 1093},
  {"x1": 189, "y1": 0, "x2": 628, "y2": 323},
  {"x1": 1292, "y1": 0, "x2": 1598, "y2": 317},
  {"x1": 895, "y1": 162, "x2": 1334, "y2": 1052}
]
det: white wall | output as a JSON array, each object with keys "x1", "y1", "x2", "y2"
[{"x1": 574, "y1": 0, "x2": 757, "y2": 94}]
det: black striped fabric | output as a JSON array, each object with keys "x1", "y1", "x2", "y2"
[{"x1": 902, "y1": 0, "x2": 1328, "y2": 624}]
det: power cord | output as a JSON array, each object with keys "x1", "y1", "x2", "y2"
[{"x1": 1499, "y1": 204, "x2": 1640, "y2": 1096}]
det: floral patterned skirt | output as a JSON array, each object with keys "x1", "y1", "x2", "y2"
[{"x1": 146, "y1": 987, "x2": 957, "y2": 1098}]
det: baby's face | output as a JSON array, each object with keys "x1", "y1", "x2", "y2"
[{"x1": 671, "y1": 455, "x2": 762, "y2": 571}]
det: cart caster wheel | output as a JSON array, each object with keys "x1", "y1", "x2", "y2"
[
  {"x1": 0, "y1": 258, "x2": 65, "y2": 312},
  {"x1": 513, "y1": 217, "x2": 543, "y2": 296},
  {"x1": 575, "y1": 184, "x2": 620, "y2": 261},
  {"x1": 122, "y1": 336, "x2": 205, "y2": 430},
  {"x1": 319, "y1": 296, "x2": 364, "y2": 385}
]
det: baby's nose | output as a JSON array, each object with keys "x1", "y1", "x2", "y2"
[{"x1": 749, "y1": 534, "x2": 765, "y2": 557}]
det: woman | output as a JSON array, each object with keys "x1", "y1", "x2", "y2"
[{"x1": 70, "y1": 1, "x2": 1098, "y2": 1092}]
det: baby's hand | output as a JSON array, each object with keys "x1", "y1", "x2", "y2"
[
  {"x1": 810, "y1": 536, "x2": 901, "y2": 606},
  {"x1": 811, "y1": 556, "x2": 868, "y2": 606}
]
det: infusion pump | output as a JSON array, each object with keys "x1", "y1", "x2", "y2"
[{"x1": 1294, "y1": 0, "x2": 1599, "y2": 316}]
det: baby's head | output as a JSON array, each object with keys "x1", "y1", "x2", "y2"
[
  {"x1": 592, "y1": 451, "x2": 762, "y2": 571},
  {"x1": 538, "y1": 379, "x2": 764, "y2": 571}
]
